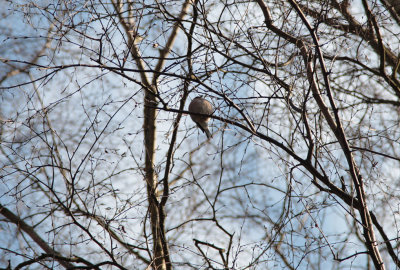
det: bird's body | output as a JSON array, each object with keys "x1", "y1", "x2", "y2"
[{"x1": 188, "y1": 97, "x2": 213, "y2": 139}]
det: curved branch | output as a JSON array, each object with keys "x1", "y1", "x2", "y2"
[{"x1": 0, "y1": 204, "x2": 75, "y2": 269}]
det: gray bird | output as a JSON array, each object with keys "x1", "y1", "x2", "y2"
[{"x1": 188, "y1": 97, "x2": 213, "y2": 139}]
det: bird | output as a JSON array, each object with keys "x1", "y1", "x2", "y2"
[{"x1": 188, "y1": 97, "x2": 213, "y2": 139}]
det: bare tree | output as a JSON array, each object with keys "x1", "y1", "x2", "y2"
[{"x1": 1, "y1": 0, "x2": 400, "y2": 269}]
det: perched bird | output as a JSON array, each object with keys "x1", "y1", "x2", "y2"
[{"x1": 188, "y1": 97, "x2": 213, "y2": 139}]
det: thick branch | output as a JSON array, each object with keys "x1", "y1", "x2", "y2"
[{"x1": 0, "y1": 204, "x2": 75, "y2": 269}]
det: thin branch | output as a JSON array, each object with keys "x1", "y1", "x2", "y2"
[{"x1": 0, "y1": 204, "x2": 75, "y2": 269}]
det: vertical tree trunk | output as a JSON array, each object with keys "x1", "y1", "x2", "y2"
[
  {"x1": 111, "y1": 1, "x2": 190, "y2": 268},
  {"x1": 143, "y1": 89, "x2": 165, "y2": 270}
]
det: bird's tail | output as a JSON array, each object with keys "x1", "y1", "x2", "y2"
[
  {"x1": 197, "y1": 122, "x2": 212, "y2": 139},
  {"x1": 204, "y1": 127, "x2": 212, "y2": 139}
]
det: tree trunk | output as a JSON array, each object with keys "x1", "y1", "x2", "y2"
[{"x1": 143, "y1": 90, "x2": 166, "y2": 270}]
